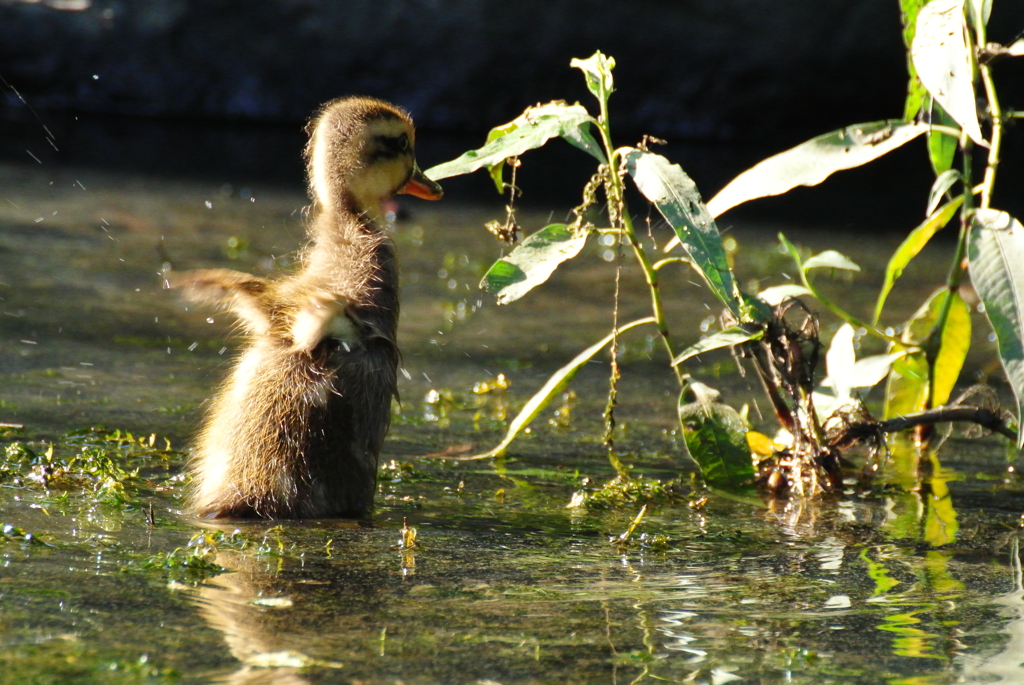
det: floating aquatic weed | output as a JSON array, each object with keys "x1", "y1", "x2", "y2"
[
  {"x1": 379, "y1": 459, "x2": 425, "y2": 483},
  {"x1": 130, "y1": 529, "x2": 276, "y2": 584},
  {"x1": 0, "y1": 522, "x2": 50, "y2": 547},
  {"x1": 569, "y1": 474, "x2": 685, "y2": 510},
  {"x1": 1, "y1": 426, "x2": 186, "y2": 513}
]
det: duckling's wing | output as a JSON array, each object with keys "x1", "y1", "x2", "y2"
[{"x1": 168, "y1": 268, "x2": 272, "y2": 336}]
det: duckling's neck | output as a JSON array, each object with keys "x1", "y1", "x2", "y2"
[
  {"x1": 302, "y1": 202, "x2": 391, "y2": 299},
  {"x1": 309, "y1": 194, "x2": 382, "y2": 240}
]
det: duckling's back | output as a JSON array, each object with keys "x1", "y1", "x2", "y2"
[{"x1": 188, "y1": 238, "x2": 399, "y2": 519}]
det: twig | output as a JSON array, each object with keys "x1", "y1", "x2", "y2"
[{"x1": 870, "y1": 406, "x2": 1016, "y2": 440}]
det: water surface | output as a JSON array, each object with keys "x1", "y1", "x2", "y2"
[{"x1": 1, "y1": 160, "x2": 1023, "y2": 684}]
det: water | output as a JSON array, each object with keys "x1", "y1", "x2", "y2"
[{"x1": 1, "y1": 158, "x2": 1023, "y2": 684}]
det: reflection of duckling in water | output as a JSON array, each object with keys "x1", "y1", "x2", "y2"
[{"x1": 172, "y1": 97, "x2": 442, "y2": 519}]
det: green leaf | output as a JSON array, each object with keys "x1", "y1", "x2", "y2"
[
  {"x1": 927, "y1": 101, "x2": 960, "y2": 175},
  {"x1": 739, "y1": 292, "x2": 774, "y2": 324},
  {"x1": 570, "y1": 51, "x2": 616, "y2": 101},
  {"x1": 471, "y1": 317, "x2": 657, "y2": 459},
  {"x1": 884, "y1": 288, "x2": 971, "y2": 418},
  {"x1": 425, "y1": 102, "x2": 599, "y2": 182},
  {"x1": 802, "y1": 250, "x2": 861, "y2": 273},
  {"x1": 900, "y1": 0, "x2": 931, "y2": 120},
  {"x1": 968, "y1": 209, "x2": 1024, "y2": 447},
  {"x1": 885, "y1": 352, "x2": 930, "y2": 419},
  {"x1": 706, "y1": 121, "x2": 927, "y2": 218},
  {"x1": 622, "y1": 148, "x2": 740, "y2": 316},
  {"x1": 927, "y1": 169, "x2": 962, "y2": 216},
  {"x1": 678, "y1": 382, "x2": 755, "y2": 491},
  {"x1": 912, "y1": 0, "x2": 985, "y2": 145},
  {"x1": 757, "y1": 284, "x2": 813, "y2": 306},
  {"x1": 671, "y1": 326, "x2": 764, "y2": 367},
  {"x1": 904, "y1": 75, "x2": 930, "y2": 123},
  {"x1": 561, "y1": 122, "x2": 606, "y2": 163},
  {"x1": 874, "y1": 196, "x2": 963, "y2": 324},
  {"x1": 966, "y1": 0, "x2": 992, "y2": 33},
  {"x1": 480, "y1": 224, "x2": 591, "y2": 305}
]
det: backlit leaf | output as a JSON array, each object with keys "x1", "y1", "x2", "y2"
[
  {"x1": 425, "y1": 102, "x2": 599, "y2": 182},
  {"x1": 802, "y1": 250, "x2": 861, "y2": 273},
  {"x1": 481, "y1": 224, "x2": 591, "y2": 305},
  {"x1": 874, "y1": 196, "x2": 962, "y2": 324},
  {"x1": 672, "y1": 326, "x2": 764, "y2": 367},
  {"x1": 912, "y1": 0, "x2": 984, "y2": 145},
  {"x1": 927, "y1": 169, "x2": 962, "y2": 216},
  {"x1": 966, "y1": 0, "x2": 992, "y2": 32},
  {"x1": 622, "y1": 148, "x2": 740, "y2": 315},
  {"x1": 706, "y1": 121, "x2": 927, "y2": 218},
  {"x1": 570, "y1": 51, "x2": 616, "y2": 101},
  {"x1": 470, "y1": 318, "x2": 657, "y2": 459},
  {"x1": 757, "y1": 284, "x2": 813, "y2": 306},
  {"x1": 884, "y1": 287, "x2": 971, "y2": 418},
  {"x1": 968, "y1": 209, "x2": 1024, "y2": 446},
  {"x1": 885, "y1": 351, "x2": 930, "y2": 419},
  {"x1": 823, "y1": 324, "x2": 857, "y2": 399}
]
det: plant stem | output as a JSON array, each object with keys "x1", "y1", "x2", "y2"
[
  {"x1": 593, "y1": 87, "x2": 685, "y2": 386},
  {"x1": 622, "y1": 212, "x2": 685, "y2": 385},
  {"x1": 978, "y1": 62, "x2": 1003, "y2": 209},
  {"x1": 797, "y1": 269, "x2": 903, "y2": 347},
  {"x1": 652, "y1": 257, "x2": 689, "y2": 271}
]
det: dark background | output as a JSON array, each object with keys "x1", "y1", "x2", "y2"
[{"x1": 2, "y1": 0, "x2": 1023, "y2": 226}]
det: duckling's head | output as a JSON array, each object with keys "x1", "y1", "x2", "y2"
[{"x1": 305, "y1": 96, "x2": 442, "y2": 218}]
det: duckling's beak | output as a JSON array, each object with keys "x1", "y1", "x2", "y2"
[{"x1": 398, "y1": 163, "x2": 443, "y2": 201}]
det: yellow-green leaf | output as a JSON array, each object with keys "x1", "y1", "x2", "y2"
[
  {"x1": 874, "y1": 196, "x2": 963, "y2": 324},
  {"x1": 884, "y1": 288, "x2": 971, "y2": 418},
  {"x1": 470, "y1": 317, "x2": 656, "y2": 459}
]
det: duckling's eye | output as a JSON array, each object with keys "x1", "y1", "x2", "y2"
[{"x1": 374, "y1": 133, "x2": 410, "y2": 158}]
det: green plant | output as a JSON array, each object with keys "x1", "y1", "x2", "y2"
[
  {"x1": 2, "y1": 427, "x2": 183, "y2": 508},
  {"x1": 426, "y1": 0, "x2": 1023, "y2": 498}
]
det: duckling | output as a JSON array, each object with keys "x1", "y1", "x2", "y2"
[{"x1": 172, "y1": 96, "x2": 442, "y2": 519}]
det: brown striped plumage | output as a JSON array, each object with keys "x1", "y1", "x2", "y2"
[{"x1": 172, "y1": 97, "x2": 441, "y2": 519}]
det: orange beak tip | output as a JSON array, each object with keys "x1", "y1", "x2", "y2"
[{"x1": 400, "y1": 167, "x2": 444, "y2": 201}]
